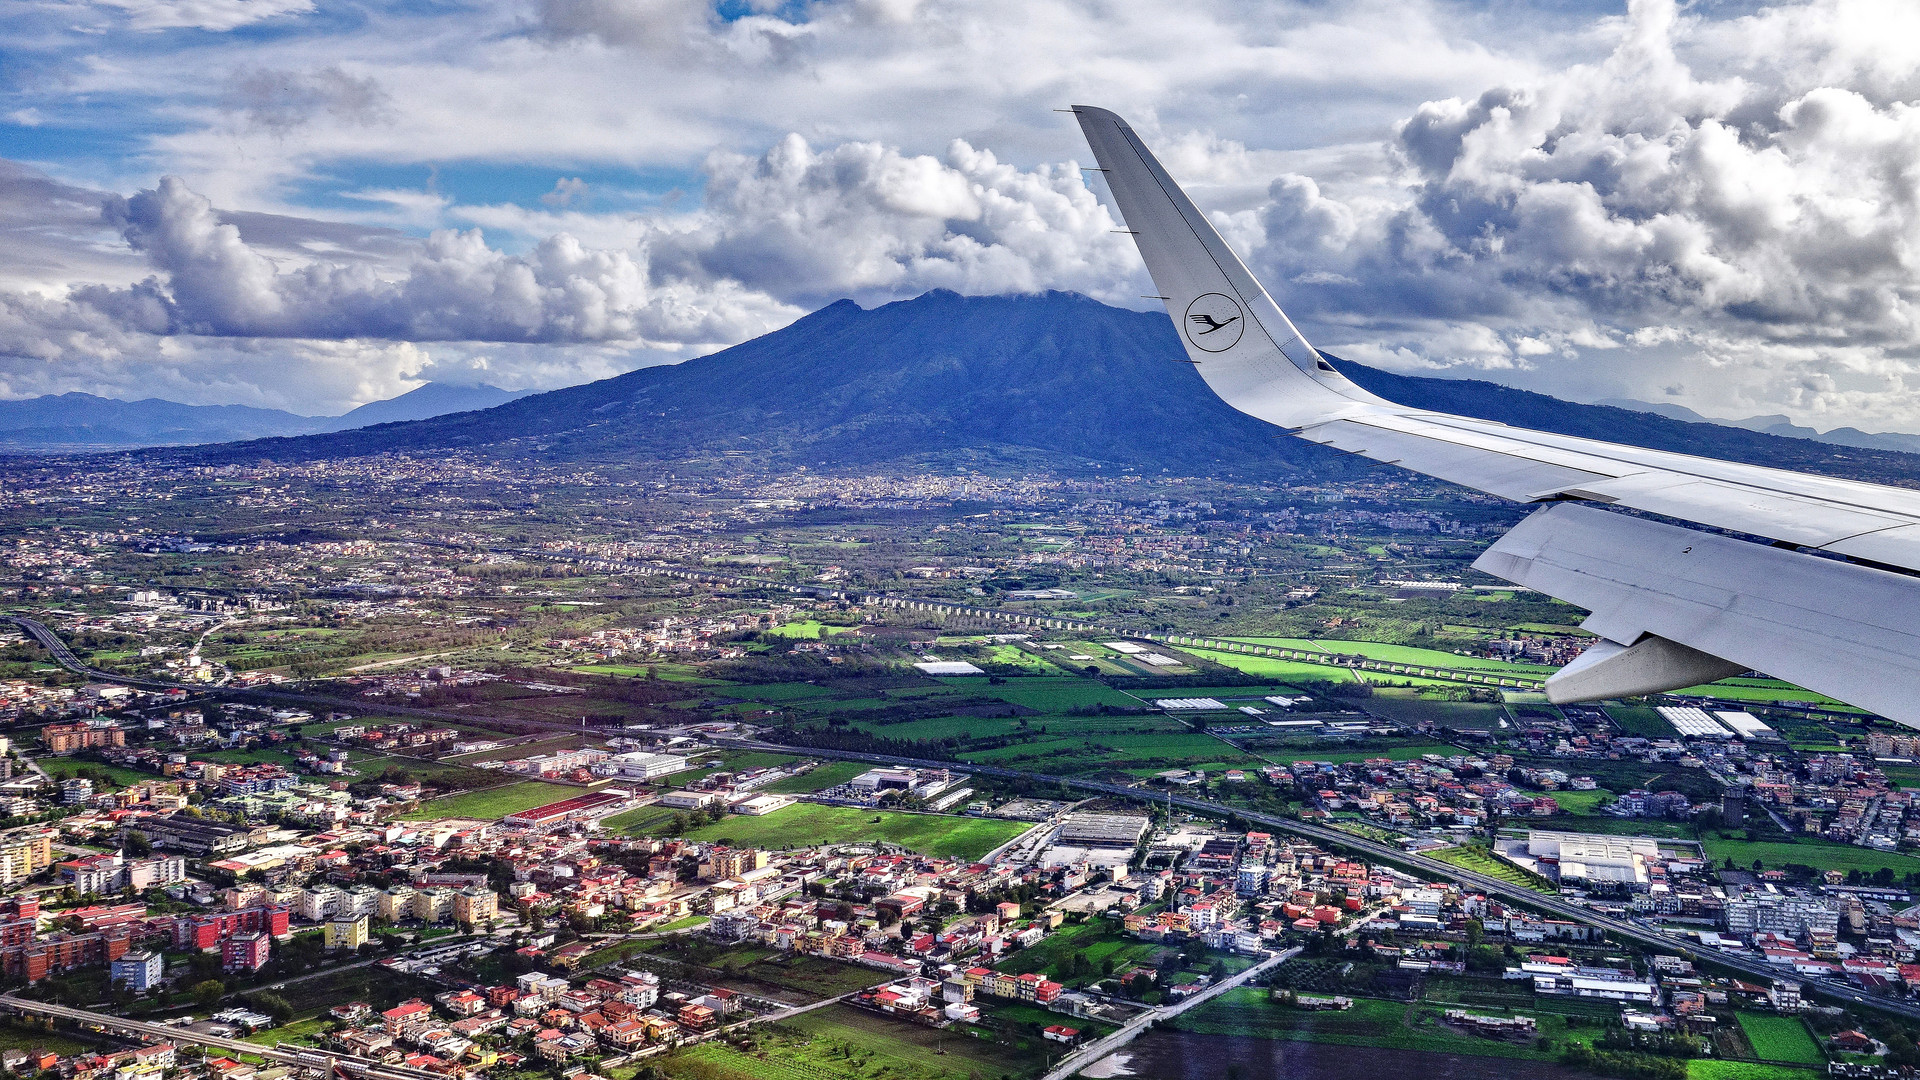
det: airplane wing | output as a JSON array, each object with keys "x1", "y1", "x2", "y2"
[{"x1": 1073, "y1": 104, "x2": 1920, "y2": 726}]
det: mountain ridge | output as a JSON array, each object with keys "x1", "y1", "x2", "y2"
[
  {"x1": 0, "y1": 382, "x2": 534, "y2": 451},
  {"x1": 101, "y1": 289, "x2": 1920, "y2": 490}
]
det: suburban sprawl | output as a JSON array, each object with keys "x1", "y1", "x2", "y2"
[{"x1": 0, "y1": 450, "x2": 1918, "y2": 1080}]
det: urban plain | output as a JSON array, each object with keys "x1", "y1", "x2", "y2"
[{"x1": 0, "y1": 446, "x2": 1917, "y2": 1080}]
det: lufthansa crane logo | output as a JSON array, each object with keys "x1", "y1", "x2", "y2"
[{"x1": 1183, "y1": 293, "x2": 1244, "y2": 353}]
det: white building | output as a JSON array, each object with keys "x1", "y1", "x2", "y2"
[{"x1": 589, "y1": 751, "x2": 689, "y2": 781}]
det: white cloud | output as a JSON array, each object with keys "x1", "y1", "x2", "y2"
[
  {"x1": 12, "y1": 0, "x2": 1920, "y2": 432},
  {"x1": 88, "y1": 0, "x2": 314, "y2": 32}
]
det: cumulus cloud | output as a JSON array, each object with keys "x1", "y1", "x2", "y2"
[
  {"x1": 650, "y1": 135, "x2": 1140, "y2": 307},
  {"x1": 1213, "y1": 0, "x2": 1920, "y2": 429},
  {"x1": 0, "y1": 141, "x2": 1144, "y2": 409}
]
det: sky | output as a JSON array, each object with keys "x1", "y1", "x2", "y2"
[{"x1": 6, "y1": 0, "x2": 1920, "y2": 433}]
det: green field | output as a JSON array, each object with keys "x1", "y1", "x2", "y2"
[
  {"x1": 764, "y1": 1003, "x2": 1043, "y2": 1080},
  {"x1": 1736, "y1": 1013, "x2": 1824, "y2": 1065},
  {"x1": 663, "y1": 803, "x2": 1029, "y2": 860},
  {"x1": 36, "y1": 759, "x2": 155, "y2": 789},
  {"x1": 1170, "y1": 987, "x2": 1554, "y2": 1060},
  {"x1": 990, "y1": 918, "x2": 1165, "y2": 985},
  {"x1": 0, "y1": 1021, "x2": 92, "y2": 1055},
  {"x1": 1225, "y1": 637, "x2": 1556, "y2": 675},
  {"x1": 1702, "y1": 836, "x2": 1920, "y2": 876},
  {"x1": 938, "y1": 676, "x2": 1142, "y2": 710},
  {"x1": 1428, "y1": 844, "x2": 1555, "y2": 892},
  {"x1": 1546, "y1": 789, "x2": 1614, "y2": 814},
  {"x1": 1689, "y1": 1061, "x2": 1822, "y2": 1080},
  {"x1": 764, "y1": 620, "x2": 857, "y2": 640},
  {"x1": 396, "y1": 780, "x2": 582, "y2": 820}
]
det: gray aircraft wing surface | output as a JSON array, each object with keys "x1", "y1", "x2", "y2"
[{"x1": 1073, "y1": 104, "x2": 1920, "y2": 726}]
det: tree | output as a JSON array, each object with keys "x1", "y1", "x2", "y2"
[
  {"x1": 192, "y1": 979, "x2": 226, "y2": 1007},
  {"x1": 123, "y1": 830, "x2": 152, "y2": 858}
]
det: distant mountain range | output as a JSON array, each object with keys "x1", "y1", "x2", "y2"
[
  {"x1": 53, "y1": 289, "x2": 1920, "y2": 489},
  {"x1": 0, "y1": 382, "x2": 535, "y2": 450},
  {"x1": 1595, "y1": 398, "x2": 1920, "y2": 455}
]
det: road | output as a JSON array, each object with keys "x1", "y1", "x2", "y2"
[
  {"x1": 713, "y1": 736, "x2": 1920, "y2": 1025},
  {"x1": 0, "y1": 995, "x2": 444, "y2": 1080},
  {"x1": 1039, "y1": 948, "x2": 1296, "y2": 1080}
]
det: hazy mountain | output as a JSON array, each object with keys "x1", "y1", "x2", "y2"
[
  {"x1": 0, "y1": 382, "x2": 534, "y2": 451},
  {"x1": 0, "y1": 393, "x2": 319, "y2": 450},
  {"x1": 1597, "y1": 397, "x2": 1920, "y2": 456},
  {"x1": 317, "y1": 382, "x2": 537, "y2": 431},
  {"x1": 143, "y1": 291, "x2": 1920, "y2": 487}
]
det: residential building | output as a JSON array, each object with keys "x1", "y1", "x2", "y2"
[
  {"x1": 110, "y1": 950, "x2": 164, "y2": 992},
  {"x1": 324, "y1": 914, "x2": 368, "y2": 951},
  {"x1": 223, "y1": 931, "x2": 270, "y2": 973}
]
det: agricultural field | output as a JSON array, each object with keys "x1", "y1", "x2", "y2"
[
  {"x1": 1701, "y1": 837, "x2": 1920, "y2": 876},
  {"x1": 647, "y1": 1003, "x2": 1047, "y2": 1080},
  {"x1": 763, "y1": 620, "x2": 857, "y2": 640},
  {"x1": 938, "y1": 676, "x2": 1142, "y2": 710},
  {"x1": 35, "y1": 759, "x2": 157, "y2": 790},
  {"x1": 1689, "y1": 1062, "x2": 1823, "y2": 1080},
  {"x1": 990, "y1": 918, "x2": 1165, "y2": 986},
  {"x1": 1545, "y1": 789, "x2": 1615, "y2": 815},
  {"x1": 1736, "y1": 1013, "x2": 1825, "y2": 1065},
  {"x1": 1428, "y1": 844, "x2": 1555, "y2": 893},
  {"x1": 1169, "y1": 987, "x2": 1556, "y2": 1060},
  {"x1": 397, "y1": 780, "x2": 583, "y2": 821},
  {"x1": 663, "y1": 803, "x2": 1030, "y2": 860}
]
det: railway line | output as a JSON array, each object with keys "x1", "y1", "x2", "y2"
[{"x1": 0, "y1": 996, "x2": 447, "y2": 1080}]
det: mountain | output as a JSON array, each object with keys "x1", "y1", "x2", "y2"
[
  {"x1": 0, "y1": 382, "x2": 535, "y2": 451},
  {"x1": 141, "y1": 290, "x2": 1920, "y2": 487},
  {"x1": 1597, "y1": 397, "x2": 1920, "y2": 456},
  {"x1": 172, "y1": 290, "x2": 1347, "y2": 475},
  {"x1": 0, "y1": 393, "x2": 319, "y2": 450},
  {"x1": 318, "y1": 383, "x2": 536, "y2": 431}
]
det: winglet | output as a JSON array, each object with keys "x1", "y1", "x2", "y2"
[{"x1": 1071, "y1": 106, "x2": 1384, "y2": 429}]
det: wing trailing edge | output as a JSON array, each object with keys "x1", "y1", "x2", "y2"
[{"x1": 1075, "y1": 104, "x2": 1920, "y2": 725}]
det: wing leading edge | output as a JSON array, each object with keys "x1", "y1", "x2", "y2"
[{"x1": 1073, "y1": 104, "x2": 1920, "y2": 726}]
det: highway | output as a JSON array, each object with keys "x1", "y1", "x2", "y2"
[
  {"x1": 714, "y1": 737, "x2": 1920, "y2": 1025},
  {"x1": 0, "y1": 995, "x2": 446, "y2": 1080}
]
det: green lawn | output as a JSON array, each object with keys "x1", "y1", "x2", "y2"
[
  {"x1": 666, "y1": 803, "x2": 1029, "y2": 860},
  {"x1": 396, "y1": 780, "x2": 583, "y2": 820},
  {"x1": 1736, "y1": 1013, "x2": 1824, "y2": 1065}
]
